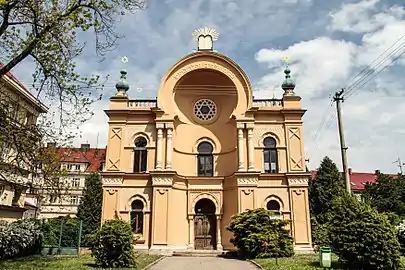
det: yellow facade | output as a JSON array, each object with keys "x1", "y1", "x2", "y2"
[{"x1": 101, "y1": 51, "x2": 312, "y2": 254}]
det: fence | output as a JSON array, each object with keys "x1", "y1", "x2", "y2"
[{"x1": 40, "y1": 217, "x2": 84, "y2": 255}]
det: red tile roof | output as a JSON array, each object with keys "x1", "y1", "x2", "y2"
[
  {"x1": 310, "y1": 170, "x2": 397, "y2": 191},
  {"x1": 0, "y1": 63, "x2": 32, "y2": 94},
  {"x1": 55, "y1": 148, "x2": 106, "y2": 172}
]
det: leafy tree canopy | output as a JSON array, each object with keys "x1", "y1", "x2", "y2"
[{"x1": 363, "y1": 173, "x2": 405, "y2": 219}]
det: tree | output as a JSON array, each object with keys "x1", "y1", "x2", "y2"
[
  {"x1": 363, "y1": 173, "x2": 405, "y2": 219},
  {"x1": 77, "y1": 173, "x2": 102, "y2": 245},
  {"x1": 226, "y1": 208, "x2": 294, "y2": 259},
  {"x1": 309, "y1": 156, "x2": 346, "y2": 222},
  {"x1": 308, "y1": 156, "x2": 346, "y2": 246},
  {"x1": 329, "y1": 194, "x2": 402, "y2": 269},
  {"x1": 0, "y1": 0, "x2": 146, "y2": 202}
]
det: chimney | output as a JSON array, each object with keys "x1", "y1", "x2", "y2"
[
  {"x1": 348, "y1": 168, "x2": 352, "y2": 175},
  {"x1": 375, "y1": 169, "x2": 380, "y2": 175},
  {"x1": 47, "y1": 142, "x2": 56, "y2": 148},
  {"x1": 81, "y1": 143, "x2": 90, "y2": 151}
]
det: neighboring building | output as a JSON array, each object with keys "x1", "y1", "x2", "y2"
[
  {"x1": 38, "y1": 144, "x2": 105, "y2": 219},
  {"x1": 0, "y1": 64, "x2": 48, "y2": 221},
  {"x1": 101, "y1": 29, "x2": 312, "y2": 254},
  {"x1": 310, "y1": 168, "x2": 397, "y2": 199}
]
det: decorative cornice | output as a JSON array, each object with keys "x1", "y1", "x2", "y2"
[
  {"x1": 237, "y1": 176, "x2": 258, "y2": 186},
  {"x1": 288, "y1": 177, "x2": 309, "y2": 186},
  {"x1": 150, "y1": 172, "x2": 174, "y2": 186},
  {"x1": 102, "y1": 177, "x2": 124, "y2": 185}
]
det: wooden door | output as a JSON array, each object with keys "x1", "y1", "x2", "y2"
[{"x1": 194, "y1": 214, "x2": 216, "y2": 250}]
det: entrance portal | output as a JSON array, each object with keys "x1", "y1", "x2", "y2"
[{"x1": 194, "y1": 198, "x2": 216, "y2": 250}]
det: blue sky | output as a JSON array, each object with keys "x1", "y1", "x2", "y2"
[{"x1": 10, "y1": 0, "x2": 405, "y2": 173}]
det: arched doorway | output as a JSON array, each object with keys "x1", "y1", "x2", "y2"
[{"x1": 194, "y1": 198, "x2": 216, "y2": 250}]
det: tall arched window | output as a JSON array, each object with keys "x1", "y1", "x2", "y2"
[
  {"x1": 263, "y1": 137, "x2": 278, "y2": 173},
  {"x1": 130, "y1": 199, "x2": 144, "y2": 234},
  {"x1": 134, "y1": 137, "x2": 147, "y2": 172},
  {"x1": 197, "y1": 142, "x2": 213, "y2": 176}
]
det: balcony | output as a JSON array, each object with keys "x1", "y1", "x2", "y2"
[{"x1": 252, "y1": 99, "x2": 283, "y2": 108}]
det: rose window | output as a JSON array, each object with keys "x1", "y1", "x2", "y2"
[{"x1": 193, "y1": 99, "x2": 217, "y2": 121}]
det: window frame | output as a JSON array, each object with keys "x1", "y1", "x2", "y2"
[
  {"x1": 263, "y1": 137, "x2": 278, "y2": 174},
  {"x1": 197, "y1": 142, "x2": 214, "y2": 177},
  {"x1": 130, "y1": 199, "x2": 144, "y2": 235},
  {"x1": 134, "y1": 137, "x2": 148, "y2": 173}
]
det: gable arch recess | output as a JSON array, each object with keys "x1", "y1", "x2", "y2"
[
  {"x1": 263, "y1": 195, "x2": 284, "y2": 212},
  {"x1": 191, "y1": 193, "x2": 220, "y2": 215},
  {"x1": 157, "y1": 52, "x2": 253, "y2": 117},
  {"x1": 131, "y1": 132, "x2": 151, "y2": 147},
  {"x1": 127, "y1": 194, "x2": 150, "y2": 212},
  {"x1": 259, "y1": 132, "x2": 281, "y2": 147}
]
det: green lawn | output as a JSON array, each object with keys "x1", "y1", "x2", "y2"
[
  {"x1": 0, "y1": 254, "x2": 161, "y2": 270},
  {"x1": 255, "y1": 254, "x2": 405, "y2": 270}
]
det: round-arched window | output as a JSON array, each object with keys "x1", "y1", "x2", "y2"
[
  {"x1": 131, "y1": 199, "x2": 144, "y2": 234},
  {"x1": 198, "y1": 142, "x2": 213, "y2": 154},
  {"x1": 135, "y1": 137, "x2": 147, "y2": 148},
  {"x1": 197, "y1": 142, "x2": 213, "y2": 176},
  {"x1": 266, "y1": 200, "x2": 281, "y2": 211},
  {"x1": 264, "y1": 137, "x2": 276, "y2": 148}
]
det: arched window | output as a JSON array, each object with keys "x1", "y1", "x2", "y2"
[
  {"x1": 266, "y1": 199, "x2": 281, "y2": 219},
  {"x1": 263, "y1": 137, "x2": 278, "y2": 173},
  {"x1": 197, "y1": 142, "x2": 213, "y2": 176},
  {"x1": 134, "y1": 137, "x2": 147, "y2": 172},
  {"x1": 130, "y1": 199, "x2": 144, "y2": 234}
]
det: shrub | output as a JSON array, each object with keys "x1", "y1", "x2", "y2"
[
  {"x1": 40, "y1": 216, "x2": 82, "y2": 247},
  {"x1": 0, "y1": 219, "x2": 42, "y2": 259},
  {"x1": 89, "y1": 219, "x2": 135, "y2": 268},
  {"x1": 226, "y1": 208, "x2": 294, "y2": 259},
  {"x1": 329, "y1": 194, "x2": 402, "y2": 270}
]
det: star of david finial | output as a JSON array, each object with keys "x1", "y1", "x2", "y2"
[
  {"x1": 121, "y1": 56, "x2": 129, "y2": 64},
  {"x1": 282, "y1": 56, "x2": 290, "y2": 66}
]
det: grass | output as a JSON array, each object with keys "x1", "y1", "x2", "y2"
[
  {"x1": 255, "y1": 254, "x2": 405, "y2": 269},
  {"x1": 0, "y1": 253, "x2": 161, "y2": 270},
  {"x1": 254, "y1": 254, "x2": 343, "y2": 270}
]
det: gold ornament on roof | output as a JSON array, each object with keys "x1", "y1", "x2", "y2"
[{"x1": 192, "y1": 27, "x2": 219, "y2": 51}]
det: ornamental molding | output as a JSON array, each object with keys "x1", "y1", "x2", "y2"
[
  {"x1": 151, "y1": 175, "x2": 173, "y2": 186},
  {"x1": 288, "y1": 177, "x2": 309, "y2": 186},
  {"x1": 102, "y1": 177, "x2": 124, "y2": 185},
  {"x1": 237, "y1": 176, "x2": 259, "y2": 186},
  {"x1": 173, "y1": 62, "x2": 236, "y2": 81}
]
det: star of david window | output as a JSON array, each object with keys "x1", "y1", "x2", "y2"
[{"x1": 193, "y1": 99, "x2": 217, "y2": 121}]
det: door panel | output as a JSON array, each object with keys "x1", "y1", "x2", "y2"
[{"x1": 194, "y1": 214, "x2": 216, "y2": 250}]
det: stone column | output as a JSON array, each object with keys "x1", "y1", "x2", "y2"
[
  {"x1": 188, "y1": 215, "x2": 194, "y2": 250},
  {"x1": 165, "y1": 127, "x2": 173, "y2": 170},
  {"x1": 237, "y1": 127, "x2": 245, "y2": 171},
  {"x1": 156, "y1": 127, "x2": 163, "y2": 170},
  {"x1": 216, "y1": 216, "x2": 223, "y2": 251},
  {"x1": 247, "y1": 127, "x2": 255, "y2": 171}
]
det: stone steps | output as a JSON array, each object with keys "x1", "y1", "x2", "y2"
[{"x1": 173, "y1": 250, "x2": 223, "y2": 257}]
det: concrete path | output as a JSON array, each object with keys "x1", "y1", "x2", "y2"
[{"x1": 148, "y1": 256, "x2": 258, "y2": 270}]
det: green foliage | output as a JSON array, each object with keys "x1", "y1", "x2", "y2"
[
  {"x1": 77, "y1": 173, "x2": 102, "y2": 246},
  {"x1": 226, "y1": 208, "x2": 294, "y2": 259},
  {"x1": 308, "y1": 156, "x2": 346, "y2": 246},
  {"x1": 89, "y1": 219, "x2": 135, "y2": 268},
  {"x1": 40, "y1": 216, "x2": 81, "y2": 247},
  {"x1": 0, "y1": 219, "x2": 42, "y2": 259},
  {"x1": 363, "y1": 173, "x2": 405, "y2": 219},
  {"x1": 329, "y1": 194, "x2": 402, "y2": 270}
]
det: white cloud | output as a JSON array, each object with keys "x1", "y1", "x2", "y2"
[{"x1": 256, "y1": 0, "x2": 405, "y2": 173}]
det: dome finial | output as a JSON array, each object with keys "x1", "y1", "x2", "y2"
[
  {"x1": 115, "y1": 56, "x2": 130, "y2": 96},
  {"x1": 281, "y1": 56, "x2": 296, "y2": 96}
]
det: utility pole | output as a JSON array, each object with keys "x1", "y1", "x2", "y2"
[
  {"x1": 393, "y1": 157, "x2": 404, "y2": 174},
  {"x1": 334, "y1": 89, "x2": 351, "y2": 194}
]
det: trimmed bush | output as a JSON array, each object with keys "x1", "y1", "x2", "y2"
[
  {"x1": 329, "y1": 194, "x2": 402, "y2": 270},
  {"x1": 227, "y1": 208, "x2": 294, "y2": 259},
  {"x1": 89, "y1": 219, "x2": 135, "y2": 268},
  {"x1": 0, "y1": 219, "x2": 42, "y2": 259}
]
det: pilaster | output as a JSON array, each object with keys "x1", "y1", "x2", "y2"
[
  {"x1": 237, "y1": 122, "x2": 245, "y2": 171},
  {"x1": 155, "y1": 123, "x2": 164, "y2": 170},
  {"x1": 165, "y1": 123, "x2": 173, "y2": 170}
]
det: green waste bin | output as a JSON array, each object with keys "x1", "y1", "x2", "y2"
[{"x1": 319, "y1": 246, "x2": 332, "y2": 268}]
